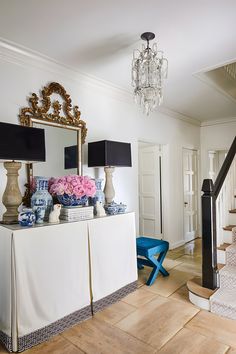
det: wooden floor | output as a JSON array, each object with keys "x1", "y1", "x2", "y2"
[{"x1": 2, "y1": 238, "x2": 236, "y2": 353}]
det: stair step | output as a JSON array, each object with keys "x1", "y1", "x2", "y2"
[
  {"x1": 217, "y1": 244, "x2": 230, "y2": 264},
  {"x1": 219, "y1": 265, "x2": 236, "y2": 289},
  {"x1": 223, "y1": 225, "x2": 236, "y2": 231},
  {"x1": 226, "y1": 243, "x2": 236, "y2": 266},
  {"x1": 218, "y1": 263, "x2": 225, "y2": 270},
  {"x1": 187, "y1": 277, "x2": 215, "y2": 299},
  {"x1": 228, "y1": 214, "x2": 236, "y2": 228},
  {"x1": 223, "y1": 229, "x2": 235, "y2": 244},
  {"x1": 187, "y1": 277, "x2": 216, "y2": 311},
  {"x1": 217, "y1": 243, "x2": 231, "y2": 251},
  {"x1": 210, "y1": 288, "x2": 236, "y2": 320},
  {"x1": 226, "y1": 242, "x2": 236, "y2": 253}
]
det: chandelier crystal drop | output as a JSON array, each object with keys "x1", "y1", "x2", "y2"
[{"x1": 131, "y1": 32, "x2": 168, "y2": 115}]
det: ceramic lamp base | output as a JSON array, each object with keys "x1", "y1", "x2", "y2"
[
  {"x1": 104, "y1": 167, "x2": 115, "y2": 204},
  {"x1": 2, "y1": 161, "x2": 22, "y2": 224}
]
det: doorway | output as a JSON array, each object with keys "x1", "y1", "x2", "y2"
[
  {"x1": 183, "y1": 148, "x2": 199, "y2": 243},
  {"x1": 138, "y1": 143, "x2": 162, "y2": 239}
]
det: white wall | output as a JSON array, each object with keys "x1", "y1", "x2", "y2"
[{"x1": 0, "y1": 41, "x2": 200, "y2": 248}]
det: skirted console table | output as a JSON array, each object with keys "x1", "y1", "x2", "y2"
[{"x1": 0, "y1": 212, "x2": 137, "y2": 352}]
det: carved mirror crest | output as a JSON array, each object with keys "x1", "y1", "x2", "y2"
[{"x1": 19, "y1": 82, "x2": 87, "y2": 205}]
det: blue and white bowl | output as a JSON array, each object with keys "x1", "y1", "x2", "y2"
[
  {"x1": 57, "y1": 194, "x2": 88, "y2": 207},
  {"x1": 104, "y1": 202, "x2": 119, "y2": 215},
  {"x1": 18, "y1": 208, "x2": 36, "y2": 227},
  {"x1": 117, "y1": 203, "x2": 127, "y2": 213}
]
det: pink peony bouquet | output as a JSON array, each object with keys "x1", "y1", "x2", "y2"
[{"x1": 49, "y1": 175, "x2": 96, "y2": 199}]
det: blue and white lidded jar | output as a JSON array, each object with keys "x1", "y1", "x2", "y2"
[
  {"x1": 31, "y1": 177, "x2": 53, "y2": 224},
  {"x1": 90, "y1": 178, "x2": 105, "y2": 214},
  {"x1": 18, "y1": 208, "x2": 36, "y2": 227}
]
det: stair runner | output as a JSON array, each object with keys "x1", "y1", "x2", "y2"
[{"x1": 210, "y1": 227, "x2": 236, "y2": 319}]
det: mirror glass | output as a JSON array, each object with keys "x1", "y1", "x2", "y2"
[{"x1": 33, "y1": 123, "x2": 78, "y2": 177}]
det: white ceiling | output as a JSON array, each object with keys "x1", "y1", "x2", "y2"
[{"x1": 1, "y1": 0, "x2": 236, "y2": 122}]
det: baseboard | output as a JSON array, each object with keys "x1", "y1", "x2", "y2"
[{"x1": 169, "y1": 239, "x2": 185, "y2": 250}]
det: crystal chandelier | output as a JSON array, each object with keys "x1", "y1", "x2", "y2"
[{"x1": 131, "y1": 32, "x2": 168, "y2": 115}]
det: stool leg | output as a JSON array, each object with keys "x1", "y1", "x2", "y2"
[
  {"x1": 157, "y1": 249, "x2": 169, "y2": 277},
  {"x1": 145, "y1": 255, "x2": 161, "y2": 286},
  {"x1": 146, "y1": 250, "x2": 169, "y2": 286},
  {"x1": 137, "y1": 258, "x2": 144, "y2": 269}
]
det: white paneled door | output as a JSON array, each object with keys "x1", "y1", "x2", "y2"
[
  {"x1": 183, "y1": 148, "x2": 199, "y2": 242},
  {"x1": 139, "y1": 144, "x2": 162, "y2": 238}
]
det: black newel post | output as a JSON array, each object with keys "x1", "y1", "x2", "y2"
[{"x1": 201, "y1": 179, "x2": 217, "y2": 289}]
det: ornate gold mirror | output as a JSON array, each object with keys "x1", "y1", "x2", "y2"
[{"x1": 19, "y1": 82, "x2": 87, "y2": 205}]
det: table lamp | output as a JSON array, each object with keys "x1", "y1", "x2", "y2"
[
  {"x1": 88, "y1": 140, "x2": 132, "y2": 204},
  {"x1": 0, "y1": 122, "x2": 45, "y2": 224}
]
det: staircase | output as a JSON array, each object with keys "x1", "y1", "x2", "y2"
[
  {"x1": 217, "y1": 223, "x2": 236, "y2": 264},
  {"x1": 210, "y1": 213, "x2": 236, "y2": 320},
  {"x1": 188, "y1": 137, "x2": 236, "y2": 316}
]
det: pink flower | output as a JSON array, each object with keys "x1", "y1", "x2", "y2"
[
  {"x1": 48, "y1": 177, "x2": 56, "y2": 191},
  {"x1": 49, "y1": 175, "x2": 96, "y2": 199}
]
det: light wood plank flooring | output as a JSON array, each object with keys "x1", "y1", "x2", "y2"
[{"x1": 2, "y1": 238, "x2": 236, "y2": 353}]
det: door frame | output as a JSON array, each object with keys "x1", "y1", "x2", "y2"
[{"x1": 182, "y1": 147, "x2": 200, "y2": 243}]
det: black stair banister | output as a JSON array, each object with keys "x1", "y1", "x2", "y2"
[
  {"x1": 201, "y1": 179, "x2": 217, "y2": 289},
  {"x1": 202, "y1": 136, "x2": 236, "y2": 290},
  {"x1": 213, "y1": 137, "x2": 236, "y2": 198}
]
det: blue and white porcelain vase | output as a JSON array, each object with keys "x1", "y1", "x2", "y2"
[
  {"x1": 90, "y1": 178, "x2": 105, "y2": 207},
  {"x1": 18, "y1": 208, "x2": 36, "y2": 227},
  {"x1": 31, "y1": 177, "x2": 53, "y2": 224}
]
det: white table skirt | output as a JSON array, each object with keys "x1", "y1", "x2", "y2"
[
  {"x1": 0, "y1": 221, "x2": 91, "y2": 352},
  {"x1": 0, "y1": 230, "x2": 12, "y2": 341},
  {"x1": 88, "y1": 213, "x2": 138, "y2": 312},
  {"x1": 0, "y1": 213, "x2": 137, "y2": 352}
]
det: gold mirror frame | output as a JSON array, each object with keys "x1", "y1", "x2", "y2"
[{"x1": 19, "y1": 82, "x2": 87, "y2": 205}]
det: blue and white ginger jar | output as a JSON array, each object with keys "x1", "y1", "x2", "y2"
[
  {"x1": 18, "y1": 208, "x2": 36, "y2": 227},
  {"x1": 90, "y1": 178, "x2": 105, "y2": 213},
  {"x1": 31, "y1": 177, "x2": 53, "y2": 224}
]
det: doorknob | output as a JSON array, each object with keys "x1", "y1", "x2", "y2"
[{"x1": 184, "y1": 202, "x2": 188, "y2": 205}]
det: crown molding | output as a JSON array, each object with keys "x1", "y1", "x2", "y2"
[
  {"x1": 201, "y1": 117, "x2": 236, "y2": 127},
  {"x1": 0, "y1": 37, "x2": 200, "y2": 126},
  {"x1": 195, "y1": 71, "x2": 236, "y2": 106},
  {"x1": 157, "y1": 106, "x2": 201, "y2": 126},
  {"x1": 0, "y1": 37, "x2": 132, "y2": 104}
]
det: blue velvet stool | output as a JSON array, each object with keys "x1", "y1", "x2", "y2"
[{"x1": 136, "y1": 237, "x2": 169, "y2": 286}]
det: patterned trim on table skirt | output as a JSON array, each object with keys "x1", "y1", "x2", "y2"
[
  {"x1": 92, "y1": 280, "x2": 138, "y2": 313},
  {"x1": 17, "y1": 305, "x2": 92, "y2": 352},
  {"x1": 0, "y1": 330, "x2": 12, "y2": 352}
]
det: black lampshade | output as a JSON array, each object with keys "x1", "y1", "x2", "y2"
[
  {"x1": 88, "y1": 140, "x2": 132, "y2": 167},
  {"x1": 0, "y1": 122, "x2": 45, "y2": 162},
  {"x1": 64, "y1": 145, "x2": 77, "y2": 169}
]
